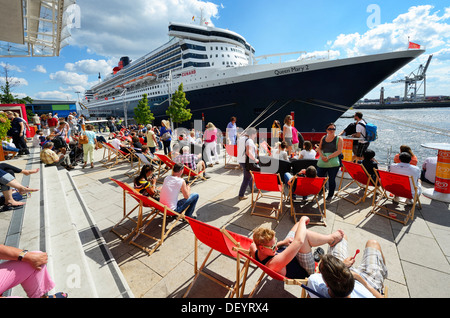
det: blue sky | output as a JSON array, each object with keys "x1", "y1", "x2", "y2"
[{"x1": 1, "y1": 0, "x2": 450, "y2": 102}]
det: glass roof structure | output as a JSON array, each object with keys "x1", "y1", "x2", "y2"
[{"x1": 0, "y1": 0, "x2": 77, "y2": 57}]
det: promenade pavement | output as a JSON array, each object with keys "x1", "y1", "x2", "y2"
[{"x1": 2, "y1": 139, "x2": 450, "y2": 299}]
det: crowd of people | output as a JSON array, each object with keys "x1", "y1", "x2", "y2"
[{"x1": 0, "y1": 108, "x2": 441, "y2": 299}]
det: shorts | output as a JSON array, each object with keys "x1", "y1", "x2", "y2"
[
  {"x1": 328, "y1": 238, "x2": 387, "y2": 292},
  {"x1": 284, "y1": 137, "x2": 293, "y2": 146},
  {"x1": 286, "y1": 231, "x2": 316, "y2": 275}
]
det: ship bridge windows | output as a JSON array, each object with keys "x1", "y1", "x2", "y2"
[
  {"x1": 180, "y1": 43, "x2": 206, "y2": 51},
  {"x1": 183, "y1": 62, "x2": 210, "y2": 68},
  {"x1": 182, "y1": 53, "x2": 208, "y2": 60}
]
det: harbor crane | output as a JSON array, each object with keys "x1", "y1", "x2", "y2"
[{"x1": 391, "y1": 55, "x2": 432, "y2": 101}]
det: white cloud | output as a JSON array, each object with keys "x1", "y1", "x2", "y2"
[
  {"x1": 71, "y1": 0, "x2": 220, "y2": 59},
  {"x1": 65, "y1": 59, "x2": 115, "y2": 78},
  {"x1": 331, "y1": 5, "x2": 450, "y2": 57},
  {"x1": 0, "y1": 62, "x2": 23, "y2": 73},
  {"x1": 34, "y1": 91, "x2": 74, "y2": 100},
  {"x1": 33, "y1": 65, "x2": 47, "y2": 73},
  {"x1": 49, "y1": 71, "x2": 89, "y2": 87},
  {"x1": 326, "y1": 5, "x2": 450, "y2": 99},
  {"x1": 0, "y1": 76, "x2": 28, "y2": 87}
]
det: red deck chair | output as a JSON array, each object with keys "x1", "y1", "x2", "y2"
[
  {"x1": 102, "y1": 142, "x2": 131, "y2": 169},
  {"x1": 155, "y1": 153, "x2": 176, "y2": 179},
  {"x1": 182, "y1": 165, "x2": 207, "y2": 186},
  {"x1": 237, "y1": 250, "x2": 309, "y2": 298},
  {"x1": 183, "y1": 217, "x2": 253, "y2": 298},
  {"x1": 250, "y1": 171, "x2": 285, "y2": 220},
  {"x1": 337, "y1": 161, "x2": 379, "y2": 205},
  {"x1": 110, "y1": 178, "x2": 186, "y2": 255},
  {"x1": 290, "y1": 176, "x2": 328, "y2": 226},
  {"x1": 224, "y1": 144, "x2": 240, "y2": 170},
  {"x1": 369, "y1": 169, "x2": 422, "y2": 225}
]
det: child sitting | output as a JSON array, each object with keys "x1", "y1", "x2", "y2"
[
  {"x1": 273, "y1": 141, "x2": 289, "y2": 160},
  {"x1": 299, "y1": 141, "x2": 317, "y2": 159},
  {"x1": 358, "y1": 149, "x2": 378, "y2": 183},
  {"x1": 284, "y1": 165, "x2": 317, "y2": 200}
]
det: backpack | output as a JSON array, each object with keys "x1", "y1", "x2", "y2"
[{"x1": 358, "y1": 121, "x2": 378, "y2": 142}]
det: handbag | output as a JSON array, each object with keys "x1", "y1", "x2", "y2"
[
  {"x1": 161, "y1": 131, "x2": 171, "y2": 141},
  {"x1": 79, "y1": 134, "x2": 89, "y2": 144}
]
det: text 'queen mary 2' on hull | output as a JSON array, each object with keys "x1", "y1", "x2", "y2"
[{"x1": 84, "y1": 21, "x2": 425, "y2": 132}]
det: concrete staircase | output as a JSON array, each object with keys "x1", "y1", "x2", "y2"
[{"x1": 4, "y1": 149, "x2": 133, "y2": 298}]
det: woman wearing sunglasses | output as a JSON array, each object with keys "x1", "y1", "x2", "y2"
[
  {"x1": 317, "y1": 123, "x2": 343, "y2": 201},
  {"x1": 249, "y1": 216, "x2": 345, "y2": 278}
]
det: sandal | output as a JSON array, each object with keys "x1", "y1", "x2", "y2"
[
  {"x1": 313, "y1": 247, "x2": 325, "y2": 262},
  {"x1": 1, "y1": 203, "x2": 25, "y2": 212}
]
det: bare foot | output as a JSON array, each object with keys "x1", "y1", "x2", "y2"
[
  {"x1": 17, "y1": 187, "x2": 39, "y2": 195},
  {"x1": 329, "y1": 229, "x2": 345, "y2": 247},
  {"x1": 5, "y1": 200, "x2": 26, "y2": 207},
  {"x1": 22, "y1": 168, "x2": 40, "y2": 176}
]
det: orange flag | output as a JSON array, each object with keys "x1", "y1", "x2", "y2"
[{"x1": 408, "y1": 42, "x2": 421, "y2": 49}]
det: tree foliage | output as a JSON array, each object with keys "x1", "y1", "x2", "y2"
[
  {"x1": 0, "y1": 64, "x2": 33, "y2": 105},
  {"x1": 134, "y1": 93, "x2": 154, "y2": 125},
  {"x1": 166, "y1": 83, "x2": 192, "y2": 125}
]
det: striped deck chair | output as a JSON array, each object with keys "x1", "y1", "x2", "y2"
[
  {"x1": 183, "y1": 217, "x2": 253, "y2": 298},
  {"x1": 110, "y1": 178, "x2": 187, "y2": 255}
]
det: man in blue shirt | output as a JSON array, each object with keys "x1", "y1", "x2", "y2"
[{"x1": 226, "y1": 116, "x2": 237, "y2": 145}]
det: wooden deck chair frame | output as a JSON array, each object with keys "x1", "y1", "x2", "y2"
[
  {"x1": 182, "y1": 165, "x2": 207, "y2": 186},
  {"x1": 124, "y1": 147, "x2": 142, "y2": 177},
  {"x1": 183, "y1": 217, "x2": 253, "y2": 298},
  {"x1": 237, "y1": 250, "x2": 308, "y2": 298},
  {"x1": 289, "y1": 176, "x2": 328, "y2": 226},
  {"x1": 249, "y1": 171, "x2": 285, "y2": 221},
  {"x1": 109, "y1": 178, "x2": 187, "y2": 256},
  {"x1": 155, "y1": 153, "x2": 176, "y2": 179},
  {"x1": 99, "y1": 142, "x2": 111, "y2": 164},
  {"x1": 224, "y1": 144, "x2": 240, "y2": 170},
  {"x1": 3, "y1": 150, "x2": 18, "y2": 160},
  {"x1": 102, "y1": 142, "x2": 130, "y2": 169},
  {"x1": 368, "y1": 169, "x2": 422, "y2": 225},
  {"x1": 336, "y1": 161, "x2": 379, "y2": 205}
]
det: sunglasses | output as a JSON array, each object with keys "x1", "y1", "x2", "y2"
[
  {"x1": 327, "y1": 128, "x2": 336, "y2": 131},
  {"x1": 262, "y1": 238, "x2": 278, "y2": 251}
]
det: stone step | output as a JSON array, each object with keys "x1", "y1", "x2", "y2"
[
  {"x1": 9, "y1": 150, "x2": 133, "y2": 298},
  {"x1": 58, "y1": 169, "x2": 133, "y2": 298}
]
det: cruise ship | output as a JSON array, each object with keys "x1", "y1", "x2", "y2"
[{"x1": 84, "y1": 20, "x2": 425, "y2": 132}]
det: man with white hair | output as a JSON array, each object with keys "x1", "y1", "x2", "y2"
[{"x1": 173, "y1": 146, "x2": 209, "y2": 179}]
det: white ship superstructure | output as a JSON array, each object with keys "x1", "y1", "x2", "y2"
[{"x1": 85, "y1": 20, "x2": 424, "y2": 131}]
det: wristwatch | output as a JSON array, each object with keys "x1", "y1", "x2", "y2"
[{"x1": 18, "y1": 249, "x2": 28, "y2": 261}]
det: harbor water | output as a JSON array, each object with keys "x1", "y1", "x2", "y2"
[{"x1": 334, "y1": 107, "x2": 450, "y2": 166}]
